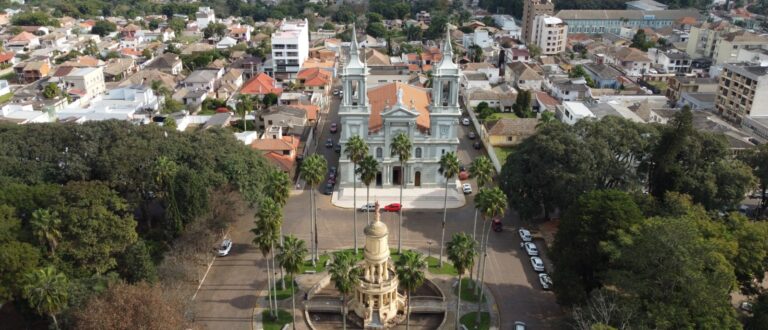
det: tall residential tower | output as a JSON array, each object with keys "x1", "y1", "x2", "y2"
[{"x1": 522, "y1": 0, "x2": 554, "y2": 43}]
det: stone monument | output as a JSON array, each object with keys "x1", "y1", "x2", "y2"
[{"x1": 349, "y1": 201, "x2": 405, "y2": 328}]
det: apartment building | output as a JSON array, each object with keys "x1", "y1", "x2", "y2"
[
  {"x1": 531, "y1": 15, "x2": 567, "y2": 55},
  {"x1": 63, "y1": 67, "x2": 106, "y2": 104},
  {"x1": 711, "y1": 31, "x2": 768, "y2": 65},
  {"x1": 522, "y1": 0, "x2": 554, "y2": 43},
  {"x1": 685, "y1": 21, "x2": 735, "y2": 59},
  {"x1": 715, "y1": 63, "x2": 768, "y2": 122},
  {"x1": 270, "y1": 18, "x2": 309, "y2": 80},
  {"x1": 556, "y1": 9, "x2": 700, "y2": 35},
  {"x1": 196, "y1": 7, "x2": 216, "y2": 29}
]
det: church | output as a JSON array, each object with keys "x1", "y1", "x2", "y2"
[{"x1": 338, "y1": 29, "x2": 462, "y2": 189}]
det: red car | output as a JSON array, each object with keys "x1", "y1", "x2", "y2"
[
  {"x1": 330, "y1": 123, "x2": 338, "y2": 133},
  {"x1": 383, "y1": 203, "x2": 402, "y2": 212},
  {"x1": 458, "y1": 170, "x2": 469, "y2": 180}
]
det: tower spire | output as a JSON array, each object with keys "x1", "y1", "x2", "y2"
[
  {"x1": 350, "y1": 25, "x2": 359, "y2": 56},
  {"x1": 443, "y1": 27, "x2": 453, "y2": 58}
]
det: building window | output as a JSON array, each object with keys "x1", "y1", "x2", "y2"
[
  {"x1": 287, "y1": 44, "x2": 298, "y2": 49},
  {"x1": 274, "y1": 52, "x2": 283, "y2": 57},
  {"x1": 287, "y1": 52, "x2": 298, "y2": 57},
  {"x1": 273, "y1": 44, "x2": 285, "y2": 49},
  {"x1": 415, "y1": 147, "x2": 422, "y2": 158},
  {"x1": 376, "y1": 147, "x2": 383, "y2": 158}
]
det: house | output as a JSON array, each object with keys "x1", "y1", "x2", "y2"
[
  {"x1": 103, "y1": 58, "x2": 136, "y2": 82},
  {"x1": 504, "y1": 48, "x2": 530, "y2": 63},
  {"x1": 463, "y1": 62, "x2": 500, "y2": 84},
  {"x1": 534, "y1": 90, "x2": 561, "y2": 113},
  {"x1": 182, "y1": 69, "x2": 219, "y2": 92},
  {"x1": 241, "y1": 72, "x2": 283, "y2": 98},
  {"x1": 228, "y1": 24, "x2": 252, "y2": 42},
  {"x1": 648, "y1": 49, "x2": 692, "y2": 73},
  {"x1": 665, "y1": 76, "x2": 717, "y2": 104},
  {"x1": 6, "y1": 32, "x2": 40, "y2": 53},
  {"x1": 119, "y1": 69, "x2": 180, "y2": 91},
  {"x1": 260, "y1": 105, "x2": 310, "y2": 133},
  {"x1": 462, "y1": 72, "x2": 492, "y2": 90},
  {"x1": 505, "y1": 62, "x2": 543, "y2": 90},
  {"x1": 176, "y1": 89, "x2": 208, "y2": 108},
  {"x1": 216, "y1": 36, "x2": 238, "y2": 49},
  {"x1": 462, "y1": 29, "x2": 495, "y2": 49},
  {"x1": 251, "y1": 126, "x2": 300, "y2": 173},
  {"x1": 62, "y1": 67, "x2": 106, "y2": 104},
  {"x1": 558, "y1": 101, "x2": 595, "y2": 124},
  {"x1": 0, "y1": 80, "x2": 10, "y2": 98},
  {"x1": 231, "y1": 56, "x2": 263, "y2": 80},
  {"x1": 216, "y1": 69, "x2": 243, "y2": 99},
  {"x1": 679, "y1": 92, "x2": 715, "y2": 110},
  {"x1": 56, "y1": 85, "x2": 159, "y2": 122},
  {"x1": 466, "y1": 88, "x2": 518, "y2": 111},
  {"x1": 145, "y1": 53, "x2": 183, "y2": 75},
  {"x1": 196, "y1": 7, "x2": 217, "y2": 30},
  {"x1": 603, "y1": 47, "x2": 651, "y2": 77},
  {"x1": 583, "y1": 63, "x2": 623, "y2": 89},
  {"x1": 0, "y1": 52, "x2": 16, "y2": 66},
  {"x1": 13, "y1": 61, "x2": 50, "y2": 83},
  {"x1": 297, "y1": 67, "x2": 332, "y2": 93},
  {"x1": 487, "y1": 118, "x2": 539, "y2": 146},
  {"x1": 550, "y1": 77, "x2": 590, "y2": 101}
]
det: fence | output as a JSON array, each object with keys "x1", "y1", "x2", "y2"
[{"x1": 464, "y1": 99, "x2": 502, "y2": 173}]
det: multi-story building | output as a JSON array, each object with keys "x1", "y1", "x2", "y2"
[
  {"x1": 556, "y1": 9, "x2": 700, "y2": 35},
  {"x1": 710, "y1": 30, "x2": 768, "y2": 65},
  {"x1": 685, "y1": 21, "x2": 734, "y2": 59},
  {"x1": 338, "y1": 29, "x2": 461, "y2": 188},
  {"x1": 196, "y1": 7, "x2": 216, "y2": 29},
  {"x1": 531, "y1": 15, "x2": 567, "y2": 55},
  {"x1": 522, "y1": 0, "x2": 554, "y2": 43},
  {"x1": 270, "y1": 18, "x2": 309, "y2": 80},
  {"x1": 666, "y1": 76, "x2": 718, "y2": 104},
  {"x1": 715, "y1": 63, "x2": 768, "y2": 122},
  {"x1": 603, "y1": 47, "x2": 651, "y2": 77},
  {"x1": 648, "y1": 49, "x2": 692, "y2": 73},
  {"x1": 63, "y1": 67, "x2": 106, "y2": 104}
]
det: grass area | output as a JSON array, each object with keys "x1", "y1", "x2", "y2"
[
  {"x1": 177, "y1": 35, "x2": 201, "y2": 44},
  {"x1": 455, "y1": 278, "x2": 485, "y2": 303},
  {"x1": 493, "y1": 147, "x2": 515, "y2": 165},
  {"x1": 262, "y1": 309, "x2": 292, "y2": 330},
  {"x1": 298, "y1": 249, "x2": 458, "y2": 275},
  {"x1": 0, "y1": 92, "x2": 13, "y2": 104},
  {"x1": 271, "y1": 275, "x2": 295, "y2": 300},
  {"x1": 460, "y1": 311, "x2": 490, "y2": 330},
  {"x1": 648, "y1": 80, "x2": 669, "y2": 93},
  {"x1": 486, "y1": 112, "x2": 518, "y2": 121}
]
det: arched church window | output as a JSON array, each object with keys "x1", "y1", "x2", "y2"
[
  {"x1": 376, "y1": 147, "x2": 383, "y2": 158},
  {"x1": 415, "y1": 147, "x2": 422, "y2": 158}
]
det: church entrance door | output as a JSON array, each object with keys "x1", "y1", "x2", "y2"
[
  {"x1": 392, "y1": 166, "x2": 402, "y2": 186},
  {"x1": 415, "y1": 171, "x2": 421, "y2": 187},
  {"x1": 376, "y1": 172, "x2": 383, "y2": 187}
]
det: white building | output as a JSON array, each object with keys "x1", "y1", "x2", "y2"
[
  {"x1": 57, "y1": 86, "x2": 159, "y2": 122},
  {"x1": 493, "y1": 15, "x2": 522, "y2": 39},
  {"x1": 559, "y1": 101, "x2": 595, "y2": 125},
  {"x1": 532, "y1": 15, "x2": 567, "y2": 55},
  {"x1": 63, "y1": 67, "x2": 106, "y2": 104},
  {"x1": 338, "y1": 29, "x2": 461, "y2": 188},
  {"x1": 195, "y1": 7, "x2": 216, "y2": 30},
  {"x1": 462, "y1": 29, "x2": 495, "y2": 49},
  {"x1": 271, "y1": 18, "x2": 309, "y2": 80}
]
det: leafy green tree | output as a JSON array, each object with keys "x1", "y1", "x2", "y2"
[
  {"x1": 569, "y1": 65, "x2": 596, "y2": 87},
  {"x1": 31, "y1": 208, "x2": 61, "y2": 256},
  {"x1": 345, "y1": 135, "x2": 369, "y2": 254},
  {"x1": 235, "y1": 94, "x2": 253, "y2": 131},
  {"x1": 168, "y1": 17, "x2": 186, "y2": 34},
  {"x1": 73, "y1": 281, "x2": 185, "y2": 329},
  {"x1": 425, "y1": 15, "x2": 448, "y2": 39},
  {"x1": 748, "y1": 292, "x2": 768, "y2": 330},
  {"x1": 11, "y1": 11, "x2": 59, "y2": 26},
  {"x1": 148, "y1": 19, "x2": 160, "y2": 31},
  {"x1": 512, "y1": 90, "x2": 534, "y2": 118},
  {"x1": 23, "y1": 266, "x2": 69, "y2": 329},
  {"x1": 391, "y1": 132, "x2": 412, "y2": 254},
  {"x1": 202, "y1": 22, "x2": 228, "y2": 39},
  {"x1": 262, "y1": 93, "x2": 279, "y2": 107},
  {"x1": 322, "y1": 22, "x2": 336, "y2": 30},
  {"x1": 277, "y1": 235, "x2": 307, "y2": 330},
  {"x1": 395, "y1": 250, "x2": 427, "y2": 330},
  {"x1": 328, "y1": 250, "x2": 361, "y2": 330},
  {"x1": 722, "y1": 213, "x2": 768, "y2": 293},
  {"x1": 742, "y1": 143, "x2": 768, "y2": 212},
  {"x1": 469, "y1": 45, "x2": 483, "y2": 63},
  {"x1": 356, "y1": 155, "x2": 379, "y2": 224},
  {"x1": 0, "y1": 206, "x2": 42, "y2": 304},
  {"x1": 447, "y1": 232, "x2": 476, "y2": 329},
  {"x1": 92, "y1": 20, "x2": 117, "y2": 37},
  {"x1": 366, "y1": 22, "x2": 387, "y2": 38},
  {"x1": 550, "y1": 190, "x2": 644, "y2": 306},
  {"x1": 367, "y1": 12, "x2": 384, "y2": 23},
  {"x1": 438, "y1": 152, "x2": 460, "y2": 266},
  {"x1": 300, "y1": 154, "x2": 326, "y2": 265},
  {"x1": 142, "y1": 48, "x2": 153, "y2": 59},
  {"x1": 43, "y1": 83, "x2": 62, "y2": 99},
  {"x1": 116, "y1": 240, "x2": 157, "y2": 284},
  {"x1": 630, "y1": 29, "x2": 655, "y2": 51}
]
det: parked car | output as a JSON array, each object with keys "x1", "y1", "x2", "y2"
[
  {"x1": 327, "y1": 177, "x2": 336, "y2": 185},
  {"x1": 217, "y1": 239, "x2": 233, "y2": 256},
  {"x1": 461, "y1": 117, "x2": 471, "y2": 126},
  {"x1": 384, "y1": 203, "x2": 402, "y2": 212},
  {"x1": 462, "y1": 183, "x2": 472, "y2": 194},
  {"x1": 330, "y1": 122, "x2": 338, "y2": 133},
  {"x1": 334, "y1": 143, "x2": 342, "y2": 153},
  {"x1": 473, "y1": 141, "x2": 482, "y2": 149},
  {"x1": 530, "y1": 256, "x2": 545, "y2": 272},
  {"x1": 468, "y1": 131, "x2": 476, "y2": 139},
  {"x1": 458, "y1": 170, "x2": 469, "y2": 180},
  {"x1": 359, "y1": 203, "x2": 376, "y2": 212},
  {"x1": 749, "y1": 138, "x2": 760, "y2": 145},
  {"x1": 538, "y1": 273, "x2": 552, "y2": 290},
  {"x1": 329, "y1": 171, "x2": 336, "y2": 180},
  {"x1": 518, "y1": 228, "x2": 532, "y2": 242},
  {"x1": 329, "y1": 166, "x2": 337, "y2": 174},
  {"x1": 514, "y1": 321, "x2": 527, "y2": 330},
  {"x1": 323, "y1": 183, "x2": 334, "y2": 195},
  {"x1": 325, "y1": 138, "x2": 333, "y2": 148},
  {"x1": 333, "y1": 89, "x2": 340, "y2": 96},
  {"x1": 492, "y1": 218, "x2": 502, "y2": 232},
  {"x1": 521, "y1": 242, "x2": 539, "y2": 256}
]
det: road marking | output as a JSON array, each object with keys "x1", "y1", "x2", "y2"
[{"x1": 191, "y1": 229, "x2": 230, "y2": 301}]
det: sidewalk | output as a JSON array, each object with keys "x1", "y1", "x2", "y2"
[{"x1": 331, "y1": 181, "x2": 467, "y2": 209}]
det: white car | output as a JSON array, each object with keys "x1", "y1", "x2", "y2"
[
  {"x1": 217, "y1": 239, "x2": 233, "y2": 256},
  {"x1": 530, "y1": 256, "x2": 545, "y2": 272},
  {"x1": 521, "y1": 242, "x2": 539, "y2": 256},
  {"x1": 359, "y1": 203, "x2": 376, "y2": 212},
  {"x1": 462, "y1": 183, "x2": 472, "y2": 194},
  {"x1": 514, "y1": 321, "x2": 527, "y2": 330},
  {"x1": 461, "y1": 117, "x2": 471, "y2": 126},
  {"x1": 538, "y1": 273, "x2": 552, "y2": 290},
  {"x1": 518, "y1": 228, "x2": 532, "y2": 242}
]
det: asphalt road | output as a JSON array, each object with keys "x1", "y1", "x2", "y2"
[{"x1": 193, "y1": 93, "x2": 563, "y2": 329}]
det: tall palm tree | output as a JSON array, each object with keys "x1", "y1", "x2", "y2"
[
  {"x1": 473, "y1": 187, "x2": 507, "y2": 325},
  {"x1": 438, "y1": 152, "x2": 460, "y2": 267},
  {"x1": 30, "y1": 209, "x2": 61, "y2": 256},
  {"x1": 391, "y1": 132, "x2": 412, "y2": 254},
  {"x1": 344, "y1": 135, "x2": 369, "y2": 254},
  {"x1": 151, "y1": 156, "x2": 178, "y2": 230},
  {"x1": 447, "y1": 232, "x2": 477, "y2": 330},
  {"x1": 328, "y1": 250, "x2": 361, "y2": 330},
  {"x1": 356, "y1": 155, "x2": 379, "y2": 224},
  {"x1": 23, "y1": 266, "x2": 68, "y2": 329},
  {"x1": 469, "y1": 156, "x2": 494, "y2": 241},
  {"x1": 251, "y1": 197, "x2": 281, "y2": 318},
  {"x1": 236, "y1": 94, "x2": 254, "y2": 131},
  {"x1": 266, "y1": 170, "x2": 291, "y2": 288},
  {"x1": 277, "y1": 235, "x2": 308, "y2": 330},
  {"x1": 300, "y1": 154, "x2": 327, "y2": 265},
  {"x1": 395, "y1": 250, "x2": 427, "y2": 330}
]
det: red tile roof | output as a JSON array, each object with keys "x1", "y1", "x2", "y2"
[
  {"x1": 0, "y1": 52, "x2": 14, "y2": 63},
  {"x1": 297, "y1": 68, "x2": 331, "y2": 87},
  {"x1": 241, "y1": 73, "x2": 283, "y2": 96},
  {"x1": 368, "y1": 82, "x2": 430, "y2": 132},
  {"x1": 10, "y1": 31, "x2": 37, "y2": 42}
]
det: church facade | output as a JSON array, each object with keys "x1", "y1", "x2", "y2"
[{"x1": 338, "y1": 29, "x2": 462, "y2": 189}]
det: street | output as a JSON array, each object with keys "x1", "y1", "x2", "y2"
[{"x1": 193, "y1": 93, "x2": 563, "y2": 329}]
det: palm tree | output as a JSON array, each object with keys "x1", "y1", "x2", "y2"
[
  {"x1": 23, "y1": 266, "x2": 68, "y2": 329},
  {"x1": 151, "y1": 156, "x2": 178, "y2": 230},
  {"x1": 345, "y1": 135, "x2": 369, "y2": 255},
  {"x1": 236, "y1": 94, "x2": 254, "y2": 131},
  {"x1": 447, "y1": 232, "x2": 477, "y2": 330},
  {"x1": 395, "y1": 250, "x2": 427, "y2": 330},
  {"x1": 356, "y1": 155, "x2": 379, "y2": 224},
  {"x1": 266, "y1": 170, "x2": 291, "y2": 287},
  {"x1": 30, "y1": 209, "x2": 61, "y2": 256},
  {"x1": 473, "y1": 187, "x2": 507, "y2": 325},
  {"x1": 277, "y1": 235, "x2": 308, "y2": 330},
  {"x1": 438, "y1": 152, "x2": 460, "y2": 267},
  {"x1": 300, "y1": 154, "x2": 327, "y2": 265},
  {"x1": 391, "y1": 132, "x2": 412, "y2": 254},
  {"x1": 469, "y1": 156, "x2": 494, "y2": 241},
  {"x1": 251, "y1": 197, "x2": 281, "y2": 318},
  {"x1": 328, "y1": 250, "x2": 361, "y2": 330}
]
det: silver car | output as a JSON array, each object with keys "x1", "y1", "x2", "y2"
[
  {"x1": 359, "y1": 203, "x2": 376, "y2": 212},
  {"x1": 217, "y1": 239, "x2": 233, "y2": 256},
  {"x1": 538, "y1": 273, "x2": 553, "y2": 290},
  {"x1": 521, "y1": 242, "x2": 539, "y2": 256},
  {"x1": 530, "y1": 256, "x2": 545, "y2": 272},
  {"x1": 518, "y1": 228, "x2": 532, "y2": 242}
]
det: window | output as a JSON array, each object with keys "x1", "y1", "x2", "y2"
[
  {"x1": 274, "y1": 52, "x2": 283, "y2": 57},
  {"x1": 441, "y1": 149, "x2": 446, "y2": 155},
  {"x1": 507, "y1": 136, "x2": 513, "y2": 141},
  {"x1": 287, "y1": 52, "x2": 298, "y2": 57},
  {"x1": 376, "y1": 147, "x2": 383, "y2": 158},
  {"x1": 287, "y1": 44, "x2": 297, "y2": 49},
  {"x1": 288, "y1": 59, "x2": 298, "y2": 65},
  {"x1": 273, "y1": 44, "x2": 285, "y2": 49},
  {"x1": 415, "y1": 148, "x2": 422, "y2": 158}
]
